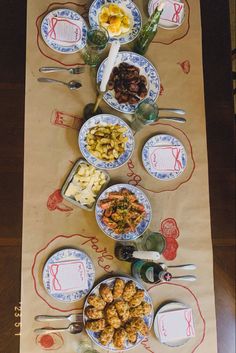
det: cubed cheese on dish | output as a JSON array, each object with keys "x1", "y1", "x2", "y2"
[
  {"x1": 65, "y1": 163, "x2": 108, "y2": 206},
  {"x1": 65, "y1": 183, "x2": 78, "y2": 197}
]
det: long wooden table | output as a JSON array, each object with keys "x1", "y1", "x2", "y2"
[{"x1": 0, "y1": 0, "x2": 235, "y2": 352}]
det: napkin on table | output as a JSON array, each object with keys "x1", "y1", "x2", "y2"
[
  {"x1": 152, "y1": 0, "x2": 185, "y2": 25},
  {"x1": 149, "y1": 145, "x2": 183, "y2": 172},
  {"x1": 157, "y1": 308, "x2": 195, "y2": 343},
  {"x1": 48, "y1": 260, "x2": 88, "y2": 294}
]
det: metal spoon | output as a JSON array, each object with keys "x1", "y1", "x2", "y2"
[
  {"x1": 37, "y1": 77, "x2": 82, "y2": 90},
  {"x1": 160, "y1": 263, "x2": 196, "y2": 270},
  {"x1": 35, "y1": 313, "x2": 82, "y2": 323},
  {"x1": 34, "y1": 322, "x2": 83, "y2": 335},
  {"x1": 171, "y1": 275, "x2": 197, "y2": 282},
  {"x1": 158, "y1": 108, "x2": 186, "y2": 115},
  {"x1": 157, "y1": 116, "x2": 186, "y2": 123}
]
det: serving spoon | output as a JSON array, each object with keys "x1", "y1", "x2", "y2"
[
  {"x1": 83, "y1": 40, "x2": 120, "y2": 120},
  {"x1": 37, "y1": 77, "x2": 82, "y2": 90},
  {"x1": 34, "y1": 322, "x2": 83, "y2": 335}
]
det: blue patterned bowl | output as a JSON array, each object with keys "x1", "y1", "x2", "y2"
[
  {"x1": 78, "y1": 114, "x2": 135, "y2": 170},
  {"x1": 89, "y1": 0, "x2": 142, "y2": 44},
  {"x1": 83, "y1": 276, "x2": 154, "y2": 351},
  {"x1": 95, "y1": 183, "x2": 152, "y2": 240},
  {"x1": 97, "y1": 51, "x2": 160, "y2": 114}
]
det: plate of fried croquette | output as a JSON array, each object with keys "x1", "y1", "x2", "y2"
[{"x1": 83, "y1": 276, "x2": 154, "y2": 351}]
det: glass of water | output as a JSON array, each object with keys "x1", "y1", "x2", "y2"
[
  {"x1": 136, "y1": 229, "x2": 166, "y2": 254},
  {"x1": 80, "y1": 26, "x2": 109, "y2": 67},
  {"x1": 130, "y1": 98, "x2": 158, "y2": 132},
  {"x1": 76, "y1": 338, "x2": 99, "y2": 353}
]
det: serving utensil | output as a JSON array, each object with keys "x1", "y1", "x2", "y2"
[
  {"x1": 93, "y1": 40, "x2": 120, "y2": 112},
  {"x1": 35, "y1": 313, "x2": 82, "y2": 322},
  {"x1": 39, "y1": 66, "x2": 85, "y2": 74},
  {"x1": 160, "y1": 263, "x2": 196, "y2": 270},
  {"x1": 34, "y1": 322, "x2": 83, "y2": 335},
  {"x1": 83, "y1": 40, "x2": 120, "y2": 120},
  {"x1": 37, "y1": 78, "x2": 82, "y2": 90}
]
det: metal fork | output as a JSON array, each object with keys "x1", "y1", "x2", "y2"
[
  {"x1": 35, "y1": 313, "x2": 83, "y2": 322},
  {"x1": 39, "y1": 66, "x2": 85, "y2": 74}
]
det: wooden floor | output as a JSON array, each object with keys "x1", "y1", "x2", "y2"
[{"x1": 0, "y1": 0, "x2": 235, "y2": 352}]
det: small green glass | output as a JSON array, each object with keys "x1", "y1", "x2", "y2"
[
  {"x1": 76, "y1": 339, "x2": 99, "y2": 353},
  {"x1": 81, "y1": 26, "x2": 109, "y2": 67},
  {"x1": 136, "y1": 229, "x2": 166, "y2": 254},
  {"x1": 130, "y1": 98, "x2": 158, "y2": 132}
]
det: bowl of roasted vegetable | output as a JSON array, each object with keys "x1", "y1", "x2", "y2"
[
  {"x1": 79, "y1": 114, "x2": 135, "y2": 170},
  {"x1": 83, "y1": 276, "x2": 154, "y2": 351},
  {"x1": 95, "y1": 184, "x2": 152, "y2": 240}
]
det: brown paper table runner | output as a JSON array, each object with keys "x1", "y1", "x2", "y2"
[{"x1": 20, "y1": 1, "x2": 217, "y2": 352}]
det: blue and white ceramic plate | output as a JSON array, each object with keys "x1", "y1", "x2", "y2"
[
  {"x1": 78, "y1": 114, "x2": 135, "y2": 170},
  {"x1": 97, "y1": 51, "x2": 160, "y2": 114},
  {"x1": 41, "y1": 9, "x2": 87, "y2": 54},
  {"x1": 95, "y1": 184, "x2": 152, "y2": 240},
  {"x1": 83, "y1": 276, "x2": 154, "y2": 351},
  {"x1": 42, "y1": 248, "x2": 95, "y2": 303},
  {"x1": 89, "y1": 0, "x2": 142, "y2": 44},
  {"x1": 142, "y1": 134, "x2": 187, "y2": 180},
  {"x1": 148, "y1": 0, "x2": 185, "y2": 30}
]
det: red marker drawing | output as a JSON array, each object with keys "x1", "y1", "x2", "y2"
[
  {"x1": 51, "y1": 110, "x2": 83, "y2": 130},
  {"x1": 47, "y1": 189, "x2": 73, "y2": 212},
  {"x1": 177, "y1": 60, "x2": 190, "y2": 74}
]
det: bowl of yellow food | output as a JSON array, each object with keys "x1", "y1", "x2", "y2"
[
  {"x1": 83, "y1": 276, "x2": 154, "y2": 351},
  {"x1": 78, "y1": 114, "x2": 135, "y2": 170},
  {"x1": 89, "y1": 0, "x2": 142, "y2": 44}
]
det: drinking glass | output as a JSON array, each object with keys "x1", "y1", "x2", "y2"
[
  {"x1": 76, "y1": 338, "x2": 99, "y2": 353},
  {"x1": 130, "y1": 98, "x2": 158, "y2": 132},
  {"x1": 81, "y1": 26, "x2": 109, "y2": 67},
  {"x1": 136, "y1": 229, "x2": 166, "y2": 254}
]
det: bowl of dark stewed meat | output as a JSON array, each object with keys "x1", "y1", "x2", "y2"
[
  {"x1": 97, "y1": 51, "x2": 160, "y2": 114},
  {"x1": 107, "y1": 63, "x2": 148, "y2": 105}
]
